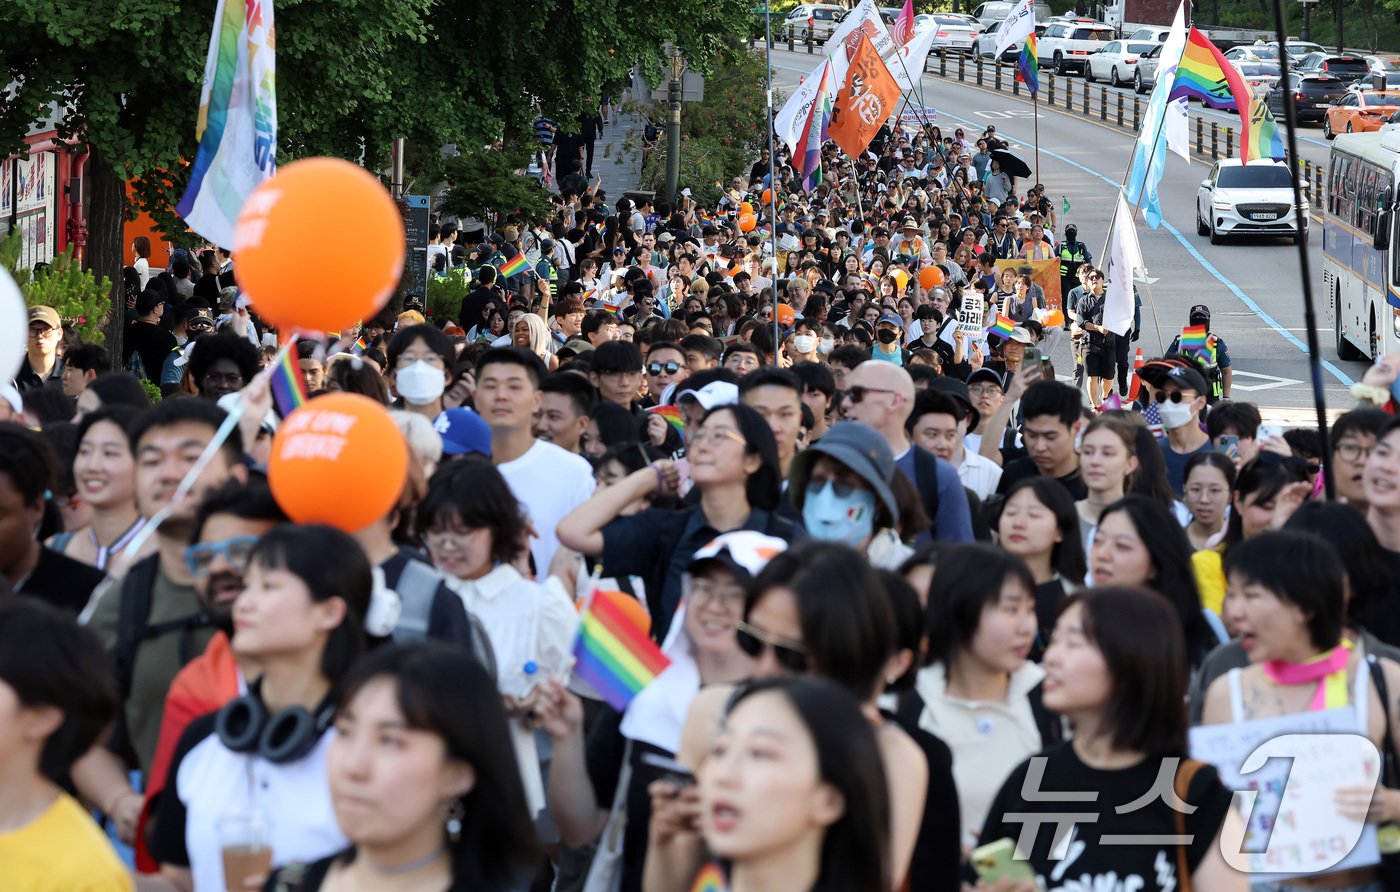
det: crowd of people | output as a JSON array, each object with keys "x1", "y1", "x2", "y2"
[{"x1": 5, "y1": 93, "x2": 1400, "y2": 892}]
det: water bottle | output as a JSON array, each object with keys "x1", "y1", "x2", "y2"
[{"x1": 505, "y1": 660, "x2": 539, "y2": 699}]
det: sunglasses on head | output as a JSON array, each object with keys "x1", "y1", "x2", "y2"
[
  {"x1": 1153, "y1": 389, "x2": 1196, "y2": 404},
  {"x1": 647, "y1": 360, "x2": 682, "y2": 376},
  {"x1": 735, "y1": 621, "x2": 809, "y2": 672}
]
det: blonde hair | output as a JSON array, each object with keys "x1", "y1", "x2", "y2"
[
  {"x1": 389, "y1": 409, "x2": 442, "y2": 479},
  {"x1": 397, "y1": 310, "x2": 426, "y2": 328}
]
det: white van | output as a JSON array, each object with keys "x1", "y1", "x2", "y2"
[
  {"x1": 783, "y1": 4, "x2": 846, "y2": 41},
  {"x1": 973, "y1": 1, "x2": 1054, "y2": 29}
]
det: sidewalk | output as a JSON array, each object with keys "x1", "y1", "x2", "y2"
[{"x1": 594, "y1": 111, "x2": 649, "y2": 201}]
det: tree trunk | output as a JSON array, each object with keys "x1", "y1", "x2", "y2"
[{"x1": 85, "y1": 149, "x2": 126, "y2": 370}]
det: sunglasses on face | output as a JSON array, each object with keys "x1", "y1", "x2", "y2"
[
  {"x1": 1153, "y1": 390, "x2": 1196, "y2": 404},
  {"x1": 735, "y1": 621, "x2": 809, "y2": 672},
  {"x1": 844, "y1": 384, "x2": 895, "y2": 404},
  {"x1": 647, "y1": 361, "x2": 682, "y2": 376}
]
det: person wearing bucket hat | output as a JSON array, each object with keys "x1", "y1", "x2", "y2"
[{"x1": 788, "y1": 421, "x2": 912, "y2": 569}]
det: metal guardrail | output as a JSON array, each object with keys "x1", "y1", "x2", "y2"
[{"x1": 755, "y1": 36, "x2": 1328, "y2": 207}]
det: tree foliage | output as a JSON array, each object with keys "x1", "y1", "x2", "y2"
[{"x1": 0, "y1": 232, "x2": 112, "y2": 344}]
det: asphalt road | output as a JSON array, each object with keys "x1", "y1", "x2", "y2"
[{"x1": 767, "y1": 46, "x2": 1364, "y2": 425}]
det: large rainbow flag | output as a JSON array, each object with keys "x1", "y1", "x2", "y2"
[
  {"x1": 1168, "y1": 28, "x2": 1252, "y2": 160},
  {"x1": 1017, "y1": 34, "x2": 1040, "y2": 94},
  {"x1": 573, "y1": 589, "x2": 670, "y2": 712},
  {"x1": 796, "y1": 60, "x2": 834, "y2": 193},
  {"x1": 176, "y1": 0, "x2": 278, "y2": 248},
  {"x1": 1246, "y1": 94, "x2": 1286, "y2": 163}
]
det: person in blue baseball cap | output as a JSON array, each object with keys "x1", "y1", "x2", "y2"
[
  {"x1": 434, "y1": 408, "x2": 492, "y2": 461},
  {"x1": 873, "y1": 311, "x2": 907, "y2": 366}
]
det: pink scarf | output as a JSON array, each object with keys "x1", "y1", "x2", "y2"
[{"x1": 1261, "y1": 641, "x2": 1352, "y2": 712}]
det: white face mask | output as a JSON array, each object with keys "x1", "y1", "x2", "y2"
[
  {"x1": 1159, "y1": 398, "x2": 1197, "y2": 430},
  {"x1": 819, "y1": 337, "x2": 835, "y2": 354},
  {"x1": 396, "y1": 360, "x2": 446, "y2": 406},
  {"x1": 792, "y1": 334, "x2": 817, "y2": 354}
]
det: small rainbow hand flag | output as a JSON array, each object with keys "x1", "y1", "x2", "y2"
[
  {"x1": 352, "y1": 336, "x2": 368, "y2": 355},
  {"x1": 1180, "y1": 325, "x2": 1209, "y2": 350},
  {"x1": 573, "y1": 589, "x2": 670, "y2": 712},
  {"x1": 648, "y1": 404, "x2": 685, "y2": 434},
  {"x1": 499, "y1": 251, "x2": 529, "y2": 279},
  {"x1": 269, "y1": 347, "x2": 308, "y2": 417},
  {"x1": 690, "y1": 862, "x2": 728, "y2": 892},
  {"x1": 986, "y1": 314, "x2": 1016, "y2": 340}
]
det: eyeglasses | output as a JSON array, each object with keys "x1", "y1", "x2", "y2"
[
  {"x1": 423, "y1": 528, "x2": 482, "y2": 552},
  {"x1": 843, "y1": 385, "x2": 896, "y2": 404},
  {"x1": 28, "y1": 324, "x2": 54, "y2": 337},
  {"x1": 689, "y1": 427, "x2": 747, "y2": 448},
  {"x1": 735, "y1": 621, "x2": 809, "y2": 672},
  {"x1": 184, "y1": 536, "x2": 260, "y2": 577},
  {"x1": 1152, "y1": 390, "x2": 1196, "y2": 404},
  {"x1": 647, "y1": 361, "x2": 682, "y2": 376},
  {"x1": 397, "y1": 353, "x2": 446, "y2": 370},
  {"x1": 968, "y1": 383, "x2": 1003, "y2": 396},
  {"x1": 690, "y1": 579, "x2": 745, "y2": 609},
  {"x1": 1336, "y1": 442, "x2": 1373, "y2": 462}
]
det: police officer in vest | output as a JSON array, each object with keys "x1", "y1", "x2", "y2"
[{"x1": 1058, "y1": 223, "x2": 1092, "y2": 299}]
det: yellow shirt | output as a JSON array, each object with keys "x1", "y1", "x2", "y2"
[
  {"x1": 1193, "y1": 547, "x2": 1227, "y2": 617},
  {"x1": 0, "y1": 792, "x2": 133, "y2": 892}
]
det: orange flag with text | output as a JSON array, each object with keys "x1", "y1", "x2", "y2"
[{"x1": 827, "y1": 32, "x2": 903, "y2": 160}]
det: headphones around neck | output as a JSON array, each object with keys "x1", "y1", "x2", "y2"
[{"x1": 215, "y1": 679, "x2": 336, "y2": 764}]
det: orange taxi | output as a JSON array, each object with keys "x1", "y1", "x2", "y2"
[{"x1": 1324, "y1": 89, "x2": 1400, "y2": 138}]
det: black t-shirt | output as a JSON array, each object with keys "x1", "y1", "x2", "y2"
[
  {"x1": 979, "y1": 743, "x2": 1233, "y2": 891},
  {"x1": 997, "y1": 458, "x2": 1088, "y2": 501},
  {"x1": 1031, "y1": 577, "x2": 1070, "y2": 662},
  {"x1": 126, "y1": 321, "x2": 177, "y2": 379},
  {"x1": 885, "y1": 708, "x2": 963, "y2": 890},
  {"x1": 584, "y1": 708, "x2": 671, "y2": 892},
  {"x1": 17, "y1": 545, "x2": 105, "y2": 614}
]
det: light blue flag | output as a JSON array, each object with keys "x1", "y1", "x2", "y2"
[{"x1": 1124, "y1": 4, "x2": 1186, "y2": 229}]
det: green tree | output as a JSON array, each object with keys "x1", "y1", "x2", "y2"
[{"x1": 0, "y1": 0, "x2": 752, "y2": 363}]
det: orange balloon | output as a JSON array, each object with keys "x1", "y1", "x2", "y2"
[
  {"x1": 761, "y1": 188, "x2": 773, "y2": 204},
  {"x1": 739, "y1": 201, "x2": 754, "y2": 216},
  {"x1": 234, "y1": 158, "x2": 404, "y2": 332},
  {"x1": 775, "y1": 303, "x2": 796, "y2": 326},
  {"x1": 738, "y1": 212, "x2": 757, "y2": 232},
  {"x1": 267, "y1": 393, "x2": 408, "y2": 533},
  {"x1": 919, "y1": 266, "x2": 946, "y2": 289}
]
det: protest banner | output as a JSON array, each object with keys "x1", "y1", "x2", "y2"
[{"x1": 994, "y1": 258, "x2": 1062, "y2": 312}]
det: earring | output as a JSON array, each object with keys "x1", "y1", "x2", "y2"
[{"x1": 444, "y1": 799, "x2": 465, "y2": 843}]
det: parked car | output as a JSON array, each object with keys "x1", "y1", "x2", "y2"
[
  {"x1": 1264, "y1": 40, "x2": 1326, "y2": 58},
  {"x1": 915, "y1": 13, "x2": 981, "y2": 53},
  {"x1": 1232, "y1": 60, "x2": 1280, "y2": 98},
  {"x1": 972, "y1": 19, "x2": 1047, "y2": 61},
  {"x1": 1127, "y1": 26, "x2": 1172, "y2": 42},
  {"x1": 1085, "y1": 39, "x2": 1156, "y2": 86},
  {"x1": 1196, "y1": 159, "x2": 1307, "y2": 245},
  {"x1": 971, "y1": 0, "x2": 1053, "y2": 28},
  {"x1": 1133, "y1": 43, "x2": 1162, "y2": 93},
  {"x1": 1351, "y1": 71, "x2": 1400, "y2": 92},
  {"x1": 1295, "y1": 53, "x2": 1370, "y2": 79},
  {"x1": 1224, "y1": 45, "x2": 1280, "y2": 62},
  {"x1": 1264, "y1": 72, "x2": 1349, "y2": 122},
  {"x1": 1038, "y1": 20, "x2": 1116, "y2": 75},
  {"x1": 1365, "y1": 55, "x2": 1400, "y2": 73},
  {"x1": 782, "y1": 4, "x2": 845, "y2": 41},
  {"x1": 1323, "y1": 89, "x2": 1400, "y2": 138}
]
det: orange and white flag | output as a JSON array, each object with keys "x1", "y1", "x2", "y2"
[{"x1": 828, "y1": 32, "x2": 902, "y2": 160}]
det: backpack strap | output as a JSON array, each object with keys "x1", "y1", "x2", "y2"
[
  {"x1": 115, "y1": 555, "x2": 162, "y2": 700},
  {"x1": 1173, "y1": 758, "x2": 1207, "y2": 892},
  {"x1": 390, "y1": 559, "x2": 439, "y2": 643},
  {"x1": 910, "y1": 447, "x2": 942, "y2": 538}
]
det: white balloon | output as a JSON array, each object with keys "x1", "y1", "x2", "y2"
[{"x1": 0, "y1": 267, "x2": 26, "y2": 382}]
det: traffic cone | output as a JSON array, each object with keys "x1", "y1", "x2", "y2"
[{"x1": 1127, "y1": 348, "x2": 1145, "y2": 402}]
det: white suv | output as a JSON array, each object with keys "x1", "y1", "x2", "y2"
[
  {"x1": 1038, "y1": 20, "x2": 1116, "y2": 75},
  {"x1": 1196, "y1": 159, "x2": 1308, "y2": 245},
  {"x1": 782, "y1": 4, "x2": 845, "y2": 41}
]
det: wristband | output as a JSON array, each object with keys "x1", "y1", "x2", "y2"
[{"x1": 1351, "y1": 382, "x2": 1391, "y2": 406}]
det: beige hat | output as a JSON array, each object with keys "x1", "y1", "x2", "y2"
[{"x1": 28, "y1": 305, "x2": 60, "y2": 329}]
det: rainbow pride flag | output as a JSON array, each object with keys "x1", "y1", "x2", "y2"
[
  {"x1": 1246, "y1": 94, "x2": 1286, "y2": 163},
  {"x1": 573, "y1": 589, "x2": 670, "y2": 712},
  {"x1": 175, "y1": 0, "x2": 278, "y2": 247},
  {"x1": 648, "y1": 404, "x2": 685, "y2": 434},
  {"x1": 986, "y1": 314, "x2": 1016, "y2": 340},
  {"x1": 269, "y1": 347, "x2": 307, "y2": 417},
  {"x1": 1169, "y1": 29, "x2": 1252, "y2": 159},
  {"x1": 499, "y1": 251, "x2": 529, "y2": 279},
  {"x1": 352, "y1": 336, "x2": 367, "y2": 354},
  {"x1": 689, "y1": 862, "x2": 728, "y2": 892},
  {"x1": 1017, "y1": 34, "x2": 1039, "y2": 94},
  {"x1": 1180, "y1": 325, "x2": 1209, "y2": 349}
]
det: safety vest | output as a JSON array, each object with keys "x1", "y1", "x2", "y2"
[{"x1": 1059, "y1": 242, "x2": 1087, "y2": 278}]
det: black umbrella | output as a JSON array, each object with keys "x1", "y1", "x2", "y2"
[{"x1": 990, "y1": 148, "x2": 1033, "y2": 179}]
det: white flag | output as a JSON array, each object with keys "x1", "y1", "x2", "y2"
[
  {"x1": 1164, "y1": 97, "x2": 1191, "y2": 163},
  {"x1": 825, "y1": 0, "x2": 896, "y2": 84},
  {"x1": 177, "y1": 0, "x2": 278, "y2": 247},
  {"x1": 774, "y1": 57, "x2": 832, "y2": 156},
  {"x1": 886, "y1": 24, "x2": 938, "y2": 91},
  {"x1": 994, "y1": 0, "x2": 1035, "y2": 60},
  {"x1": 1105, "y1": 193, "x2": 1145, "y2": 337}
]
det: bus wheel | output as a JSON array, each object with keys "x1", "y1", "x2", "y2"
[{"x1": 1336, "y1": 288, "x2": 1364, "y2": 361}]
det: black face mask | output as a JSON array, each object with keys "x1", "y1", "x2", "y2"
[{"x1": 876, "y1": 328, "x2": 900, "y2": 345}]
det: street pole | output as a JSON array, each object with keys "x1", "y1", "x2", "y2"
[
  {"x1": 1300, "y1": 0, "x2": 1312, "y2": 42},
  {"x1": 390, "y1": 138, "x2": 405, "y2": 198},
  {"x1": 665, "y1": 50, "x2": 683, "y2": 205},
  {"x1": 765, "y1": 0, "x2": 781, "y2": 364}
]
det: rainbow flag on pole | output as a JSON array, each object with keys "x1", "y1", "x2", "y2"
[
  {"x1": 1245, "y1": 94, "x2": 1286, "y2": 163},
  {"x1": 987, "y1": 314, "x2": 1016, "y2": 340},
  {"x1": 176, "y1": 0, "x2": 277, "y2": 248},
  {"x1": 1017, "y1": 34, "x2": 1040, "y2": 94},
  {"x1": 499, "y1": 251, "x2": 529, "y2": 279},
  {"x1": 573, "y1": 589, "x2": 670, "y2": 712},
  {"x1": 648, "y1": 404, "x2": 686, "y2": 435},
  {"x1": 269, "y1": 346, "x2": 307, "y2": 417},
  {"x1": 1169, "y1": 29, "x2": 1252, "y2": 160},
  {"x1": 795, "y1": 60, "x2": 834, "y2": 193}
]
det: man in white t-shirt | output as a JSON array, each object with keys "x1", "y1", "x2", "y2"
[{"x1": 476, "y1": 347, "x2": 595, "y2": 574}]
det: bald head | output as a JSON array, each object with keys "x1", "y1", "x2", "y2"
[{"x1": 842, "y1": 361, "x2": 916, "y2": 445}]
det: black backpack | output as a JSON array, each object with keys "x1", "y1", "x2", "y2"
[{"x1": 114, "y1": 555, "x2": 216, "y2": 700}]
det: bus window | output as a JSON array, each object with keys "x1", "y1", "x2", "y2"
[{"x1": 1360, "y1": 169, "x2": 1377, "y2": 236}]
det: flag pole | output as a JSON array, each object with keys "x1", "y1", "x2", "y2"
[
  {"x1": 766, "y1": 0, "x2": 782, "y2": 365},
  {"x1": 1032, "y1": 85, "x2": 1040, "y2": 187}
]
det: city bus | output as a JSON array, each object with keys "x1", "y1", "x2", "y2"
[{"x1": 1325, "y1": 127, "x2": 1400, "y2": 361}]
